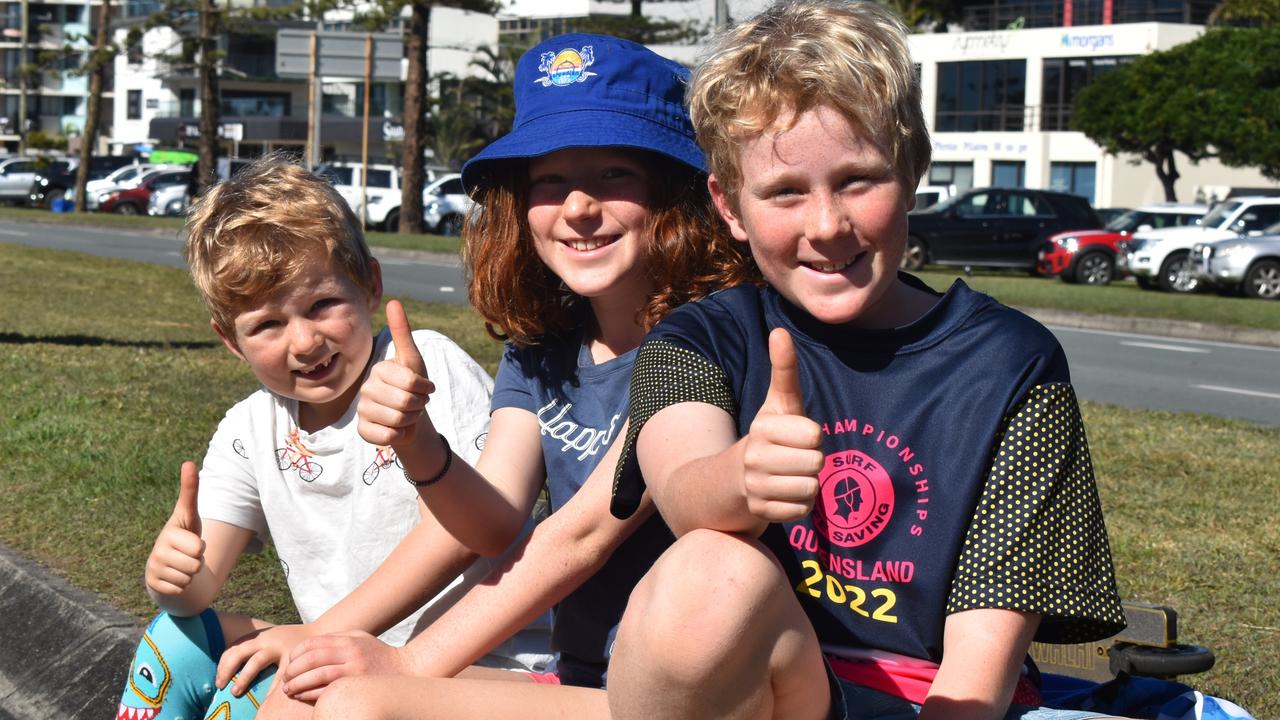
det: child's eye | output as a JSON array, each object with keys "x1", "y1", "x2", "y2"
[
  {"x1": 248, "y1": 319, "x2": 280, "y2": 335},
  {"x1": 530, "y1": 173, "x2": 564, "y2": 186},
  {"x1": 310, "y1": 298, "x2": 338, "y2": 314},
  {"x1": 602, "y1": 166, "x2": 635, "y2": 180}
]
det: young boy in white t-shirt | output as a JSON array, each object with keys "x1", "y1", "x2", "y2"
[{"x1": 115, "y1": 155, "x2": 548, "y2": 720}]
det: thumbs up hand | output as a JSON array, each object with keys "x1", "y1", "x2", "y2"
[
  {"x1": 358, "y1": 299, "x2": 437, "y2": 451},
  {"x1": 740, "y1": 329, "x2": 824, "y2": 523},
  {"x1": 145, "y1": 462, "x2": 207, "y2": 597}
]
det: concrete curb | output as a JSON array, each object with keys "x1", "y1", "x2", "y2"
[{"x1": 0, "y1": 542, "x2": 138, "y2": 719}]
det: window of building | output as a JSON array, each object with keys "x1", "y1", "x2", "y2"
[
  {"x1": 127, "y1": 90, "x2": 142, "y2": 120},
  {"x1": 1050, "y1": 162, "x2": 1096, "y2": 202},
  {"x1": 180, "y1": 88, "x2": 196, "y2": 118},
  {"x1": 992, "y1": 161, "x2": 1025, "y2": 188},
  {"x1": 221, "y1": 90, "x2": 290, "y2": 118},
  {"x1": 929, "y1": 161, "x2": 974, "y2": 191},
  {"x1": 1040, "y1": 55, "x2": 1135, "y2": 131},
  {"x1": 935, "y1": 60, "x2": 1026, "y2": 132}
]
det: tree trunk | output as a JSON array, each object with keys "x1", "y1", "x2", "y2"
[
  {"x1": 399, "y1": 0, "x2": 430, "y2": 235},
  {"x1": 1151, "y1": 145, "x2": 1180, "y2": 202},
  {"x1": 196, "y1": 0, "x2": 220, "y2": 193},
  {"x1": 75, "y1": 0, "x2": 110, "y2": 212},
  {"x1": 631, "y1": 0, "x2": 642, "y2": 17}
]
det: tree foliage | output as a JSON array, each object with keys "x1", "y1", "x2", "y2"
[{"x1": 1072, "y1": 25, "x2": 1280, "y2": 198}]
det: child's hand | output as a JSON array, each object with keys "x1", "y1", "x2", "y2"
[
  {"x1": 280, "y1": 631, "x2": 412, "y2": 703},
  {"x1": 144, "y1": 462, "x2": 206, "y2": 597},
  {"x1": 358, "y1": 299, "x2": 437, "y2": 450},
  {"x1": 215, "y1": 623, "x2": 312, "y2": 697},
  {"x1": 741, "y1": 328, "x2": 824, "y2": 523}
]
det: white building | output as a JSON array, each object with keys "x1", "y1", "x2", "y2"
[
  {"x1": 0, "y1": 0, "x2": 98, "y2": 151},
  {"x1": 908, "y1": 22, "x2": 1277, "y2": 207}
]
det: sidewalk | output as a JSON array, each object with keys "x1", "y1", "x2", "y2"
[{"x1": 1, "y1": 309, "x2": 1277, "y2": 719}]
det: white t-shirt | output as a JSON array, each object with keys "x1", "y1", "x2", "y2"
[{"x1": 197, "y1": 327, "x2": 551, "y2": 667}]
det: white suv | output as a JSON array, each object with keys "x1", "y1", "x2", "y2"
[
  {"x1": 315, "y1": 161, "x2": 403, "y2": 230},
  {"x1": 422, "y1": 174, "x2": 472, "y2": 236},
  {"x1": 1121, "y1": 196, "x2": 1280, "y2": 292}
]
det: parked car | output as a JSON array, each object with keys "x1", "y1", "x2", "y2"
[
  {"x1": 0, "y1": 156, "x2": 64, "y2": 204},
  {"x1": 148, "y1": 178, "x2": 195, "y2": 217},
  {"x1": 1094, "y1": 207, "x2": 1132, "y2": 226},
  {"x1": 1190, "y1": 228, "x2": 1280, "y2": 299},
  {"x1": 28, "y1": 156, "x2": 140, "y2": 208},
  {"x1": 315, "y1": 161, "x2": 405, "y2": 230},
  {"x1": 98, "y1": 169, "x2": 193, "y2": 215},
  {"x1": 422, "y1": 173, "x2": 472, "y2": 236},
  {"x1": 901, "y1": 187, "x2": 1101, "y2": 271},
  {"x1": 913, "y1": 183, "x2": 955, "y2": 210},
  {"x1": 1120, "y1": 196, "x2": 1280, "y2": 292},
  {"x1": 83, "y1": 163, "x2": 159, "y2": 208},
  {"x1": 1038, "y1": 203, "x2": 1208, "y2": 285}
]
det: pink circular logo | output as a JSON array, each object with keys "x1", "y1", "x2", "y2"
[{"x1": 814, "y1": 450, "x2": 895, "y2": 548}]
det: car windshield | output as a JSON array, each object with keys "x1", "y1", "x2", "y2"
[
  {"x1": 1104, "y1": 210, "x2": 1148, "y2": 233},
  {"x1": 925, "y1": 193, "x2": 964, "y2": 213},
  {"x1": 1200, "y1": 201, "x2": 1242, "y2": 229}
]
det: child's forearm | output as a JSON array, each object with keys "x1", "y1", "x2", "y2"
[
  {"x1": 398, "y1": 409, "x2": 546, "y2": 558},
  {"x1": 147, "y1": 564, "x2": 223, "y2": 617}
]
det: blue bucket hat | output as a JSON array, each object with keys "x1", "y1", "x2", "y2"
[{"x1": 460, "y1": 33, "x2": 705, "y2": 195}]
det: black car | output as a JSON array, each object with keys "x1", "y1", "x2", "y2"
[
  {"x1": 28, "y1": 156, "x2": 140, "y2": 208},
  {"x1": 903, "y1": 187, "x2": 1102, "y2": 272}
]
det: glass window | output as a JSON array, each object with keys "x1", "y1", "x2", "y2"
[
  {"x1": 1050, "y1": 162, "x2": 1096, "y2": 203},
  {"x1": 1236, "y1": 205, "x2": 1280, "y2": 233},
  {"x1": 992, "y1": 161, "x2": 1024, "y2": 188},
  {"x1": 929, "y1": 161, "x2": 974, "y2": 191},
  {"x1": 365, "y1": 168, "x2": 392, "y2": 188},
  {"x1": 127, "y1": 89, "x2": 141, "y2": 120},
  {"x1": 936, "y1": 60, "x2": 1026, "y2": 132},
  {"x1": 439, "y1": 178, "x2": 463, "y2": 195},
  {"x1": 954, "y1": 191, "x2": 991, "y2": 217},
  {"x1": 1040, "y1": 56, "x2": 1136, "y2": 131},
  {"x1": 1009, "y1": 192, "x2": 1050, "y2": 216}
]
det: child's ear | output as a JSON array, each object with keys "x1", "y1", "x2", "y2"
[
  {"x1": 212, "y1": 319, "x2": 247, "y2": 363},
  {"x1": 708, "y1": 174, "x2": 750, "y2": 243},
  {"x1": 367, "y1": 258, "x2": 384, "y2": 312}
]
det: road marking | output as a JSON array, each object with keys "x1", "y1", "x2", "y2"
[
  {"x1": 1120, "y1": 340, "x2": 1210, "y2": 354},
  {"x1": 1193, "y1": 384, "x2": 1280, "y2": 400},
  {"x1": 0, "y1": 228, "x2": 29, "y2": 237}
]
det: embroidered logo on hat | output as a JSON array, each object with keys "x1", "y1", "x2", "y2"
[{"x1": 536, "y1": 46, "x2": 596, "y2": 87}]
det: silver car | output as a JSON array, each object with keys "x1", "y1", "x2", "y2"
[{"x1": 1190, "y1": 225, "x2": 1280, "y2": 299}]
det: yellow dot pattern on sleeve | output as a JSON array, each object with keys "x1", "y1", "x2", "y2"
[
  {"x1": 946, "y1": 383, "x2": 1126, "y2": 644},
  {"x1": 611, "y1": 340, "x2": 737, "y2": 518}
]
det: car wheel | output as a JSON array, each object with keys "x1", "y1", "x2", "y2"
[
  {"x1": 438, "y1": 214, "x2": 464, "y2": 237},
  {"x1": 1243, "y1": 259, "x2": 1280, "y2": 300},
  {"x1": 113, "y1": 202, "x2": 140, "y2": 216},
  {"x1": 1156, "y1": 251, "x2": 1199, "y2": 293},
  {"x1": 900, "y1": 236, "x2": 928, "y2": 271},
  {"x1": 383, "y1": 210, "x2": 400, "y2": 233},
  {"x1": 1073, "y1": 252, "x2": 1115, "y2": 286}
]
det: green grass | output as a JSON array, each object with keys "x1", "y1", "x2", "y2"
[{"x1": 1, "y1": 242, "x2": 1277, "y2": 714}]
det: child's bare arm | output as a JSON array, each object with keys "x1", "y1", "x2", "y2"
[
  {"x1": 638, "y1": 329, "x2": 824, "y2": 537},
  {"x1": 145, "y1": 461, "x2": 253, "y2": 616},
  {"x1": 918, "y1": 608, "x2": 1041, "y2": 720},
  {"x1": 359, "y1": 300, "x2": 545, "y2": 556}
]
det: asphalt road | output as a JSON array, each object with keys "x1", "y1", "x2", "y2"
[{"x1": 3, "y1": 220, "x2": 1277, "y2": 427}]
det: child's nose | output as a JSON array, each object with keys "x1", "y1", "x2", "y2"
[
  {"x1": 807, "y1": 192, "x2": 850, "y2": 242},
  {"x1": 288, "y1": 319, "x2": 323, "y2": 355},
  {"x1": 562, "y1": 188, "x2": 602, "y2": 221}
]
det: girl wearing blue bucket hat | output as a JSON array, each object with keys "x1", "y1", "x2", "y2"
[{"x1": 273, "y1": 32, "x2": 758, "y2": 717}]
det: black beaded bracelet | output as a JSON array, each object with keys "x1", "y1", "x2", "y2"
[{"x1": 403, "y1": 433, "x2": 453, "y2": 487}]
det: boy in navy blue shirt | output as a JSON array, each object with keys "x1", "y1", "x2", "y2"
[{"x1": 607, "y1": 2, "x2": 1125, "y2": 718}]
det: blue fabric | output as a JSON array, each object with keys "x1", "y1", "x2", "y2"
[
  {"x1": 117, "y1": 611, "x2": 275, "y2": 720},
  {"x1": 1040, "y1": 674, "x2": 1255, "y2": 720},
  {"x1": 461, "y1": 32, "x2": 705, "y2": 193},
  {"x1": 491, "y1": 338, "x2": 672, "y2": 688}
]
